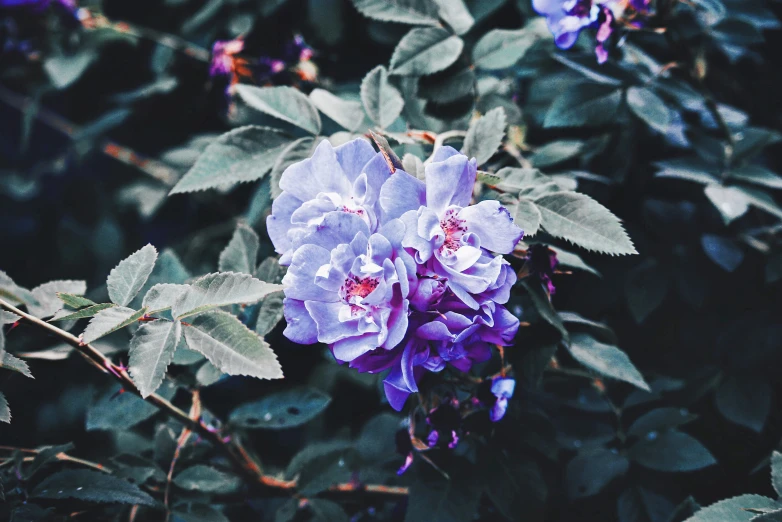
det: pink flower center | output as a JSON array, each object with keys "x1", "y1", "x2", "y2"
[
  {"x1": 341, "y1": 275, "x2": 380, "y2": 315},
  {"x1": 439, "y1": 209, "x2": 467, "y2": 254},
  {"x1": 341, "y1": 205, "x2": 365, "y2": 217}
]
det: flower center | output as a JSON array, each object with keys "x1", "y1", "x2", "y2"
[
  {"x1": 341, "y1": 275, "x2": 380, "y2": 315},
  {"x1": 439, "y1": 209, "x2": 467, "y2": 254},
  {"x1": 564, "y1": 0, "x2": 592, "y2": 16}
]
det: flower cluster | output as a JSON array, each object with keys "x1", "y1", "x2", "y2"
[
  {"x1": 268, "y1": 138, "x2": 524, "y2": 412},
  {"x1": 533, "y1": 0, "x2": 652, "y2": 63}
]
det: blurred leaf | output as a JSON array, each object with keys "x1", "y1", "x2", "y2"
[
  {"x1": 50, "y1": 303, "x2": 115, "y2": 322},
  {"x1": 275, "y1": 499, "x2": 299, "y2": 522},
  {"x1": 309, "y1": 499, "x2": 349, "y2": 522},
  {"x1": 481, "y1": 446, "x2": 547, "y2": 520},
  {"x1": 236, "y1": 85, "x2": 322, "y2": 134},
  {"x1": 625, "y1": 258, "x2": 669, "y2": 323},
  {"x1": 0, "y1": 392, "x2": 9, "y2": 423},
  {"x1": 107, "y1": 244, "x2": 158, "y2": 307},
  {"x1": 544, "y1": 84, "x2": 623, "y2": 128},
  {"x1": 219, "y1": 224, "x2": 260, "y2": 275},
  {"x1": 734, "y1": 186, "x2": 782, "y2": 220},
  {"x1": 531, "y1": 140, "x2": 584, "y2": 168},
  {"x1": 350, "y1": 0, "x2": 440, "y2": 25},
  {"x1": 402, "y1": 153, "x2": 426, "y2": 179},
  {"x1": 729, "y1": 165, "x2": 782, "y2": 190},
  {"x1": 522, "y1": 280, "x2": 568, "y2": 339},
  {"x1": 230, "y1": 387, "x2": 331, "y2": 429},
  {"x1": 534, "y1": 191, "x2": 637, "y2": 255},
  {"x1": 681, "y1": 495, "x2": 777, "y2": 522},
  {"x1": 406, "y1": 459, "x2": 481, "y2": 522},
  {"x1": 82, "y1": 306, "x2": 147, "y2": 344},
  {"x1": 704, "y1": 185, "x2": 750, "y2": 224},
  {"x1": 170, "y1": 126, "x2": 292, "y2": 194},
  {"x1": 551, "y1": 246, "x2": 601, "y2": 277},
  {"x1": 44, "y1": 51, "x2": 96, "y2": 89},
  {"x1": 627, "y1": 408, "x2": 697, "y2": 439},
  {"x1": 618, "y1": 487, "x2": 677, "y2": 522},
  {"x1": 195, "y1": 361, "x2": 222, "y2": 386},
  {"x1": 473, "y1": 28, "x2": 537, "y2": 70},
  {"x1": 627, "y1": 87, "x2": 670, "y2": 133},
  {"x1": 434, "y1": 0, "x2": 474, "y2": 35},
  {"x1": 465, "y1": 0, "x2": 505, "y2": 22},
  {"x1": 655, "y1": 157, "x2": 719, "y2": 184},
  {"x1": 182, "y1": 310, "x2": 283, "y2": 379},
  {"x1": 389, "y1": 28, "x2": 464, "y2": 76},
  {"x1": 87, "y1": 382, "x2": 176, "y2": 431},
  {"x1": 772, "y1": 451, "x2": 782, "y2": 496},
  {"x1": 174, "y1": 465, "x2": 241, "y2": 494},
  {"x1": 173, "y1": 503, "x2": 229, "y2": 522},
  {"x1": 129, "y1": 320, "x2": 181, "y2": 398},
  {"x1": 310, "y1": 89, "x2": 368, "y2": 132},
  {"x1": 566, "y1": 448, "x2": 629, "y2": 499},
  {"x1": 32, "y1": 469, "x2": 155, "y2": 505},
  {"x1": 701, "y1": 235, "x2": 744, "y2": 272},
  {"x1": 255, "y1": 291, "x2": 284, "y2": 336},
  {"x1": 567, "y1": 333, "x2": 649, "y2": 391},
  {"x1": 715, "y1": 375, "x2": 770, "y2": 433},
  {"x1": 689, "y1": 0, "x2": 727, "y2": 26},
  {"x1": 28, "y1": 280, "x2": 87, "y2": 319},
  {"x1": 25, "y1": 443, "x2": 75, "y2": 479},
  {"x1": 629, "y1": 431, "x2": 716, "y2": 472},
  {"x1": 286, "y1": 441, "x2": 358, "y2": 495},
  {"x1": 172, "y1": 272, "x2": 282, "y2": 319},
  {"x1": 419, "y1": 68, "x2": 475, "y2": 104},
  {"x1": 461, "y1": 107, "x2": 506, "y2": 165},
  {"x1": 57, "y1": 293, "x2": 96, "y2": 309},
  {"x1": 732, "y1": 127, "x2": 782, "y2": 162},
  {"x1": 361, "y1": 66, "x2": 405, "y2": 129},
  {"x1": 513, "y1": 198, "x2": 542, "y2": 236},
  {"x1": 142, "y1": 284, "x2": 188, "y2": 314}
]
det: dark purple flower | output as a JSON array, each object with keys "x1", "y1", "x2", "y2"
[
  {"x1": 426, "y1": 399, "x2": 461, "y2": 448},
  {"x1": 525, "y1": 244, "x2": 559, "y2": 295},
  {"x1": 489, "y1": 377, "x2": 516, "y2": 422}
]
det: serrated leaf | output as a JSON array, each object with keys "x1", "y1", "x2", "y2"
[
  {"x1": 360, "y1": 66, "x2": 404, "y2": 129},
  {"x1": 625, "y1": 259, "x2": 669, "y2": 324},
  {"x1": 682, "y1": 495, "x2": 777, "y2": 522},
  {"x1": 567, "y1": 333, "x2": 649, "y2": 391},
  {"x1": 172, "y1": 272, "x2": 283, "y2": 319},
  {"x1": 170, "y1": 126, "x2": 292, "y2": 194},
  {"x1": 229, "y1": 387, "x2": 331, "y2": 429},
  {"x1": 566, "y1": 449, "x2": 629, "y2": 499},
  {"x1": 473, "y1": 28, "x2": 537, "y2": 70},
  {"x1": 28, "y1": 280, "x2": 87, "y2": 319},
  {"x1": 50, "y1": 303, "x2": 115, "y2": 322},
  {"x1": 0, "y1": 270, "x2": 37, "y2": 306},
  {"x1": 32, "y1": 469, "x2": 155, "y2": 505},
  {"x1": 704, "y1": 185, "x2": 751, "y2": 224},
  {"x1": 182, "y1": 310, "x2": 283, "y2": 379},
  {"x1": 389, "y1": 27, "x2": 464, "y2": 77},
  {"x1": 715, "y1": 375, "x2": 770, "y2": 433},
  {"x1": 173, "y1": 465, "x2": 241, "y2": 494},
  {"x1": 0, "y1": 392, "x2": 9, "y2": 423},
  {"x1": 1, "y1": 351, "x2": 32, "y2": 378},
  {"x1": 219, "y1": 224, "x2": 260, "y2": 275},
  {"x1": 513, "y1": 198, "x2": 542, "y2": 236},
  {"x1": 629, "y1": 431, "x2": 716, "y2": 472},
  {"x1": 129, "y1": 320, "x2": 182, "y2": 398},
  {"x1": 236, "y1": 85, "x2": 321, "y2": 134},
  {"x1": 627, "y1": 87, "x2": 671, "y2": 133},
  {"x1": 535, "y1": 191, "x2": 637, "y2": 255},
  {"x1": 544, "y1": 84, "x2": 623, "y2": 128},
  {"x1": 142, "y1": 284, "x2": 188, "y2": 314},
  {"x1": 309, "y1": 89, "x2": 368, "y2": 132},
  {"x1": 82, "y1": 307, "x2": 147, "y2": 344},
  {"x1": 57, "y1": 293, "x2": 96, "y2": 309},
  {"x1": 350, "y1": 0, "x2": 440, "y2": 25},
  {"x1": 461, "y1": 107, "x2": 506, "y2": 165},
  {"x1": 107, "y1": 245, "x2": 158, "y2": 307}
]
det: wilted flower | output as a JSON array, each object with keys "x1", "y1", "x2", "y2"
[{"x1": 489, "y1": 377, "x2": 516, "y2": 422}]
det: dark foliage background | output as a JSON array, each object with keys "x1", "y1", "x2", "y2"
[{"x1": 1, "y1": 0, "x2": 782, "y2": 521}]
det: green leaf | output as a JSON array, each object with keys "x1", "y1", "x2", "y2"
[
  {"x1": 629, "y1": 430, "x2": 716, "y2": 472},
  {"x1": 418, "y1": 67, "x2": 475, "y2": 104},
  {"x1": 1, "y1": 350, "x2": 32, "y2": 378},
  {"x1": 627, "y1": 87, "x2": 670, "y2": 133},
  {"x1": 57, "y1": 293, "x2": 97, "y2": 309},
  {"x1": 0, "y1": 270, "x2": 37, "y2": 306},
  {"x1": 480, "y1": 445, "x2": 547, "y2": 520},
  {"x1": 309, "y1": 89, "x2": 368, "y2": 133},
  {"x1": 141, "y1": 284, "x2": 188, "y2": 314},
  {"x1": 732, "y1": 127, "x2": 782, "y2": 163},
  {"x1": 172, "y1": 272, "x2": 283, "y2": 319},
  {"x1": 360, "y1": 66, "x2": 405, "y2": 129},
  {"x1": 567, "y1": 333, "x2": 650, "y2": 391},
  {"x1": 28, "y1": 280, "x2": 87, "y2": 319},
  {"x1": 32, "y1": 469, "x2": 155, "y2": 505},
  {"x1": 0, "y1": 311, "x2": 20, "y2": 325},
  {"x1": 82, "y1": 306, "x2": 147, "y2": 344},
  {"x1": 772, "y1": 451, "x2": 782, "y2": 497},
  {"x1": 617, "y1": 487, "x2": 677, "y2": 522},
  {"x1": 276, "y1": 499, "x2": 299, "y2": 522},
  {"x1": 433, "y1": 0, "x2": 473, "y2": 35},
  {"x1": 170, "y1": 126, "x2": 292, "y2": 194},
  {"x1": 625, "y1": 259, "x2": 669, "y2": 324},
  {"x1": 406, "y1": 459, "x2": 482, "y2": 522},
  {"x1": 715, "y1": 375, "x2": 770, "y2": 433},
  {"x1": 44, "y1": 51, "x2": 96, "y2": 89},
  {"x1": 682, "y1": 495, "x2": 777, "y2": 522},
  {"x1": 286, "y1": 441, "x2": 358, "y2": 495},
  {"x1": 173, "y1": 503, "x2": 230, "y2": 522},
  {"x1": 627, "y1": 408, "x2": 698, "y2": 439},
  {"x1": 472, "y1": 28, "x2": 537, "y2": 70},
  {"x1": 195, "y1": 361, "x2": 222, "y2": 387},
  {"x1": 389, "y1": 28, "x2": 464, "y2": 77},
  {"x1": 236, "y1": 85, "x2": 321, "y2": 134},
  {"x1": 173, "y1": 465, "x2": 242, "y2": 494},
  {"x1": 130, "y1": 248, "x2": 192, "y2": 310},
  {"x1": 50, "y1": 303, "x2": 115, "y2": 322},
  {"x1": 566, "y1": 448, "x2": 629, "y2": 499},
  {"x1": 25, "y1": 443, "x2": 75, "y2": 479},
  {"x1": 728, "y1": 165, "x2": 782, "y2": 190},
  {"x1": 513, "y1": 198, "x2": 542, "y2": 236},
  {"x1": 521, "y1": 280, "x2": 568, "y2": 340},
  {"x1": 86, "y1": 382, "x2": 176, "y2": 431},
  {"x1": 182, "y1": 310, "x2": 283, "y2": 380},
  {"x1": 0, "y1": 391, "x2": 10, "y2": 423},
  {"x1": 461, "y1": 107, "x2": 506, "y2": 165},
  {"x1": 229, "y1": 387, "x2": 331, "y2": 429},
  {"x1": 129, "y1": 320, "x2": 182, "y2": 398},
  {"x1": 550, "y1": 246, "x2": 601, "y2": 277},
  {"x1": 350, "y1": 0, "x2": 440, "y2": 25},
  {"x1": 534, "y1": 191, "x2": 637, "y2": 255},
  {"x1": 309, "y1": 499, "x2": 349, "y2": 522},
  {"x1": 107, "y1": 244, "x2": 158, "y2": 307},
  {"x1": 704, "y1": 185, "x2": 751, "y2": 224},
  {"x1": 734, "y1": 186, "x2": 782, "y2": 220},
  {"x1": 531, "y1": 140, "x2": 584, "y2": 169},
  {"x1": 544, "y1": 84, "x2": 623, "y2": 128},
  {"x1": 255, "y1": 290, "x2": 285, "y2": 336},
  {"x1": 219, "y1": 224, "x2": 260, "y2": 275}
]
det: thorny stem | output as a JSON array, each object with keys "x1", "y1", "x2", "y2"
[{"x1": 0, "y1": 298, "x2": 409, "y2": 501}]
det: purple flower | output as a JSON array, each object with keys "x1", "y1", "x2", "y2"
[
  {"x1": 268, "y1": 139, "x2": 393, "y2": 265},
  {"x1": 533, "y1": 0, "x2": 621, "y2": 62},
  {"x1": 490, "y1": 377, "x2": 516, "y2": 422}
]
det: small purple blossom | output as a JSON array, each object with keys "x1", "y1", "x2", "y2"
[
  {"x1": 426, "y1": 400, "x2": 461, "y2": 448},
  {"x1": 490, "y1": 377, "x2": 516, "y2": 422}
]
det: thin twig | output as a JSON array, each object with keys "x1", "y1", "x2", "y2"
[
  {"x1": 164, "y1": 391, "x2": 201, "y2": 521},
  {"x1": 426, "y1": 130, "x2": 467, "y2": 164}
]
